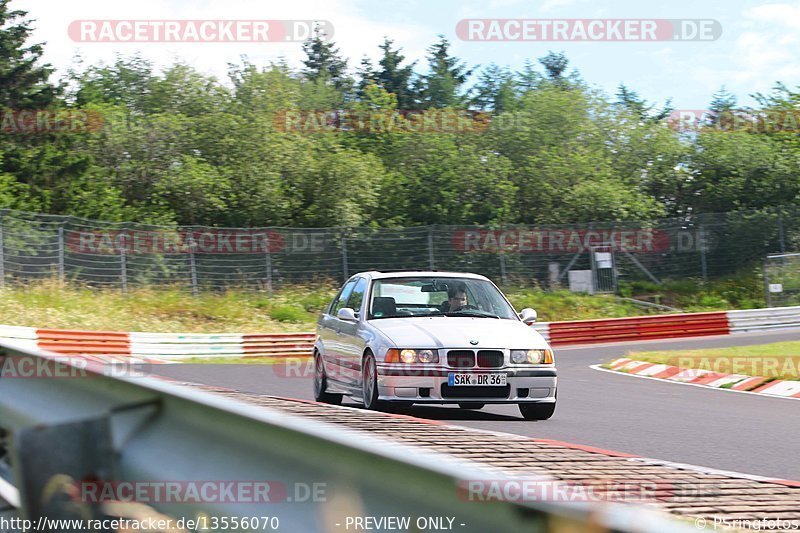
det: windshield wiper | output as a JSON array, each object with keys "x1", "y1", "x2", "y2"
[{"x1": 444, "y1": 311, "x2": 500, "y2": 319}]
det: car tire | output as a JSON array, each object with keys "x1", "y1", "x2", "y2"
[
  {"x1": 458, "y1": 403, "x2": 485, "y2": 410},
  {"x1": 362, "y1": 352, "x2": 385, "y2": 411},
  {"x1": 518, "y1": 402, "x2": 556, "y2": 420},
  {"x1": 313, "y1": 352, "x2": 342, "y2": 405}
]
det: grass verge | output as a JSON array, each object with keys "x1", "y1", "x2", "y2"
[{"x1": 0, "y1": 280, "x2": 680, "y2": 333}]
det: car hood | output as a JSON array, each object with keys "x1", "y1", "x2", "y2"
[{"x1": 371, "y1": 317, "x2": 549, "y2": 349}]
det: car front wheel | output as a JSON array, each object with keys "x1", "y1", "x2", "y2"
[
  {"x1": 518, "y1": 402, "x2": 556, "y2": 420},
  {"x1": 313, "y1": 352, "x2": 342, "y2": 405}
]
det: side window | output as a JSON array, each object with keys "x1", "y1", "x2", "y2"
[
  {"x1": 345, "y1": 278, "x2": 368, "y2": 316},
  {"x1": 330, "y1": 280, "x2": 357, "y2": 315}
]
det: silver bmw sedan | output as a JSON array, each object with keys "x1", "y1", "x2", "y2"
[{"x1": 313, "y1": 271, "x2": 557, "y2": 420}]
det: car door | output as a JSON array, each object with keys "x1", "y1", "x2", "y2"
[
  {"x1": 337, "y1": 277, "x2": 368, "y2": 385},
  {"x1": 319, "y1": 279, "x2": 357, "y2": 385}
]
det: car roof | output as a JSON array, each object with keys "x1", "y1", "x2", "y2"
[{"x1": 358, "y1": 271, "x2": 491, "y2": 281}]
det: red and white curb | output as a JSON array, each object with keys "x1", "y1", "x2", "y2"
[
  {"x1": 599, "y1": 357, "x2": 800, "y2": 400},
  {"x1": 0, "y1": 324, "x2": 314, "y2": 362}
]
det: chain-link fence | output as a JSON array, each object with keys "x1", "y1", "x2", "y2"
[
  {"x1": 763, "y1": 253, "x2": 800, "y2": 307},
  {"x1": 0, "y1": 207, "x2": 798, "y2": 294}
]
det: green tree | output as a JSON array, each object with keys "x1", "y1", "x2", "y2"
[
  {"x1": 0, "y1": 0, "x2": 57, "y2": 107},
  {"x1": 616, "y1": 84, "x2": 672, "y2": 121},
  {"x1": 418, "y1": 36, "x2": 473, "y2": 109},
  {"x1": 471, "y1": 64, "x2": 518, "y2": 112},
  {"x1": 376, "y1": 38, "x2": 417, "y2": 109},
  {"x1": 301, "y1": 27, "x2": 353, "y2": 98},
  {"x1": 687, "y1": 132, "x2": 799, "y2": 213},
  {"x1": 72, "y1": 55, "x2": 154, "y2": 112}
]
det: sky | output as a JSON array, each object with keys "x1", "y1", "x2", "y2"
[{"x1": 13, "y1": 0, "x2": 800, "y2": 109}]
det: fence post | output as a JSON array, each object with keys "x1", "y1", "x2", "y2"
[
  {"x1": 499, "y1": 252, "x2": 508, "y2": 285},
  {"x1": 778, "y1": 213, "x2": 786, "y2": 253},
  {"x1": 264, "y1": 233, "x2": 273, "y2": 297},
  {"x1": 57, "y1": 225, "x2": 65, "y2": 281},
  {"x1": 427, "y1": 226, "x2": 435, "y2": 270},
  {"x1": 119, "y1": 234, "x2": 128, "y2": 293},
  {"x1": 187, "y1": 234, "x2": 198, "y2": 297},
  {"x1": 341, "y1": 230, "x2": 349, "y2": 281},
  {"x1": 699, "y1": 225, "x2": 708, "y2": 283},
  {"x1": 764, "y1": 260, "x2": 772, "y2": 307},
  {"x1": 0, "y1": 213, "x2": 4, "y2": 289}
]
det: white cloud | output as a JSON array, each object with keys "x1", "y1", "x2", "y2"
[
  {"x1": 742, "y1": 3, "x2": 800, "y2": 28},
  {"x1": 540, "y1": 0, "x2": 582, "y2": 12},
  {"x1": 728, "y1": 3, "x2": 800, "y2": 92}
]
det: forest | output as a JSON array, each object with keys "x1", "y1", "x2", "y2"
[{"x1": 1, "y1": 0, "x2": 799, "y2": 230}]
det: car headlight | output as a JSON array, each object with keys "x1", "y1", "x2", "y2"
[
  {"x1": 418, "y1": 349, "x2": 437, "y2": 363},
  {"x1": 386, "y1": 349, "x2": 439, "y2": 363},
  {"x1": 400, "y1": 349, "x2": 417, "y2": 363},
  {"x1": 510, "y1": 350, "x2": 529, "y2": 364},
  {"x1": 510, "y1": 349, "x2": 554, "y2": 364}
]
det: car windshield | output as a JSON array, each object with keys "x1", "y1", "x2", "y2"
[{"x1": 368, "y1": 277, "x2": 517, "y2": 320}]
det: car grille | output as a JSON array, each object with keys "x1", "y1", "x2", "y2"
[
  {"x1": 441, "y1": 384, "x2": 511, "y2": 399},
  {"x1": 476, "y1": 350, "x2": 504, "y2": 368},
  {"x1": 447, "y1": 350, "x2": 475, "y2": 368}
]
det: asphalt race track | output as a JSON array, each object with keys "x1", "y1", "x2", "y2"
[{"x1": 155, "y1": 329, "x2": 800, "y2": 480}]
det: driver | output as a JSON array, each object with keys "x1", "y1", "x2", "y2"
[{"x1": 445, "y1": 281, "x2": 469, "y2": 312}]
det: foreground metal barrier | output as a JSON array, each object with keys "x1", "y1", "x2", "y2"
[{"x1": 0, "y1": 340, "x2": 689, "y2": 532}]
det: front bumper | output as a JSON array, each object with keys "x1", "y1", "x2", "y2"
[{"x1": 375, "y1": 365, "x2": 557, "y2": 403}]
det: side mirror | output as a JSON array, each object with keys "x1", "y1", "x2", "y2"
[
  {"x1": 337, "y1": 307, "x2": 358, "y2": 322},
  {"x1": 519, "y1": 308, "x2": 537, "y2": 325}
]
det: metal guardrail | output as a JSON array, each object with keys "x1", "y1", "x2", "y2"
[
  {"x1": 540, "y1": 312, "x2": 731, "y2": 346},
  {"x1": 0, "y1": 326, "x2": 316, "y2": 360},
  {"x1": 0, "y1": 340, "x2": 691, "y2": 532},
  {"x1": 727, "y1": 306, "x2": 800, "y2": 333},
  {"x1": 4, "y1": 306, "x2": 800, "y2": 364}
]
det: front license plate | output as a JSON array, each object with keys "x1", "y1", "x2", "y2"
[{"x1": 448, "y1": 373, "x2": 507, "y2": 386}]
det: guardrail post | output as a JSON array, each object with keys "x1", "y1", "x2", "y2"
[
  {"x1": 119, "y1": 233, "x2": 128, "y2": 293},
  {"x1": 264, "y1": 233, "x2": 273, "y2": 296},
  {"x1": 57, "y1": 225, "x2": 65, "y2": 281},
  {"x1": 341, "y1": 230, "x2": 349, "y2": 281}
]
